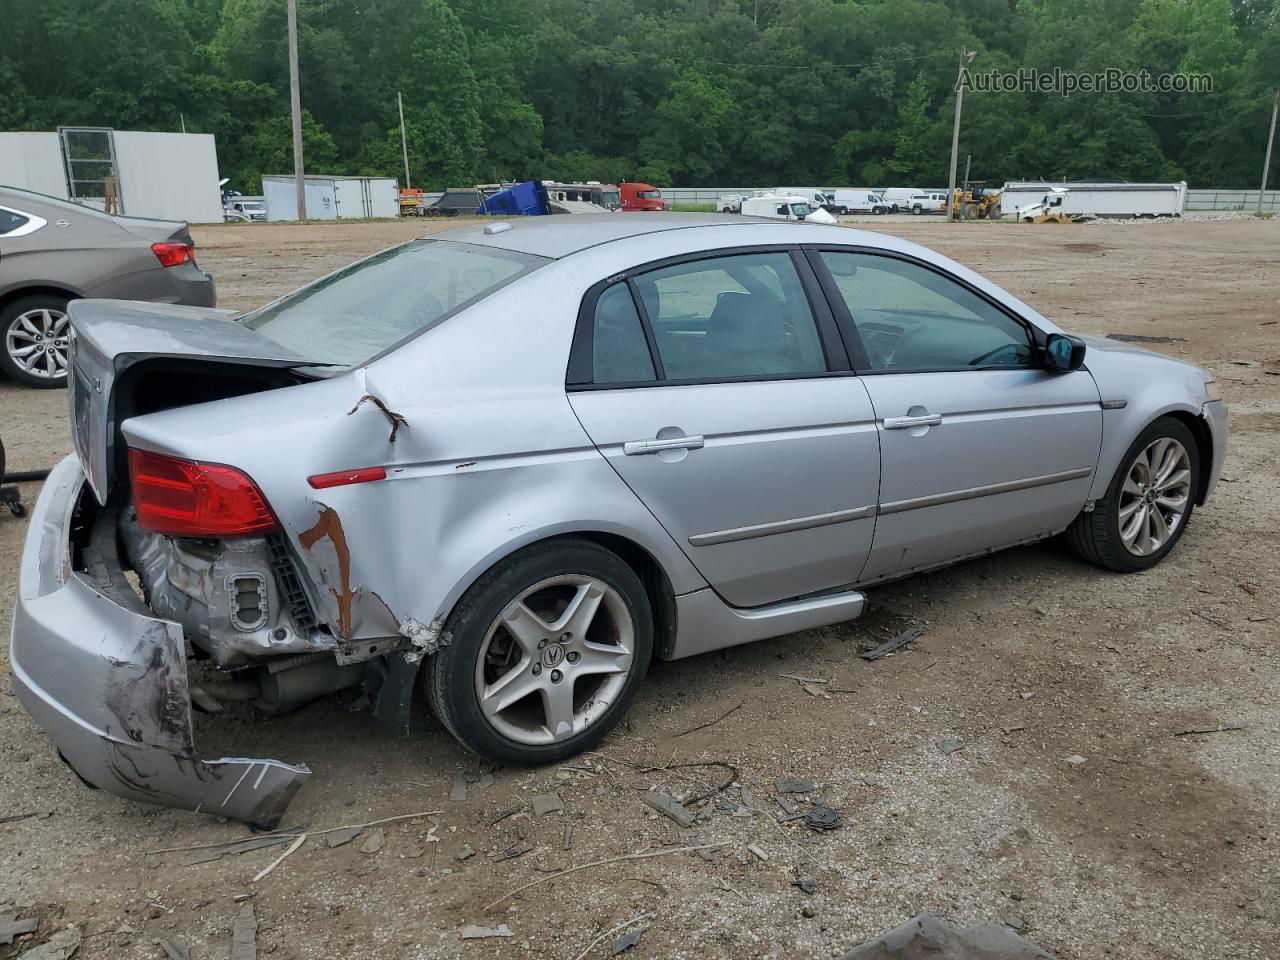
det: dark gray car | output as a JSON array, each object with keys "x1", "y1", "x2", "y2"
[{"x1": 0, "y1": 185, "x2": 215, "y2": 387}]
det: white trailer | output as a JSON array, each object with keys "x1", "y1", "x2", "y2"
[
  {"x1": 262, "y1": 174, "x2": 399, "y2": 221},
  {"x1": 998, "y1": 181, "x2": 1187, "y2": 219},
  {"x1": 0, "y1": 129, "x2": 224, "y2": 222}
]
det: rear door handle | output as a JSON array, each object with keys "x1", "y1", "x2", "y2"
[
  {"x1": 883, "y1": 414, "x2": 942, "y2": 430},
  {"x1": 623, "y1": 435, "x2": 705, "y2": 456}
]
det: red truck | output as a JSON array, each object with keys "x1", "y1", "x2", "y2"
[{"x1": 620, "y1": 182, "x2": 669, "y2": 211}]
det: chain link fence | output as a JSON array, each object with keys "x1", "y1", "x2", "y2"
[{"x1": 58, "y1": 127, "x2": 120, "y2": 212}]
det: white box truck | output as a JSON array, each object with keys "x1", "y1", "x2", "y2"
[{"x1": 998, "y1": 181, "x2": 1187, "y2": 219}]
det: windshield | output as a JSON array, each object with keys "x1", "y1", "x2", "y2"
[
  {"x1": 241, "y1": 240, "x2": 545, "y2": 368},
  {"x1": 791, "y1": 202, "x2": 813, "y2": 217},
  {"x1": 637, "y1": 190, "x2": 661, "y2": 199},
  {"x1": 601, "y1": 191, "x2": 620, "y2": 207}
]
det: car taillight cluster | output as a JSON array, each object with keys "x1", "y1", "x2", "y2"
[
  {"x1": 129, "y1": 449, "x2": 278, "y2": 536},
  {"x1": 151, "y1": 241, "x2": 195, "y2": 268}
]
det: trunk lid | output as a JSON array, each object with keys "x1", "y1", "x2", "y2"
[{"x1": 69, "y1": 299, "x2": 326, "y2": 504}]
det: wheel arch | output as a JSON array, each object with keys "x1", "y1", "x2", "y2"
[
  {"x1": 1163, "y1": 409, "x2": 1214, "y2": 505},
  {"x1": 0, "y1": 284, "x2": 81, "y2": 315},
  {"x1": 440, "y1": 529, "x2": 681, "y2": 662}
]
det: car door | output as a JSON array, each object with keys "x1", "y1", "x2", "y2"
[
  {"x1": 809, "y1": 248, "x2": 1102, "y2": 583},
  {"x1": 567, "y1": 248, "x2": 881, "y2": 608}
]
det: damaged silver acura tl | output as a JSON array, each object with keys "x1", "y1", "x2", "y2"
[{"x1": 11, "y1": 214, "x2": 1227, "y2": 827}]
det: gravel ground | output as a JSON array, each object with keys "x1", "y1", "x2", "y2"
[{"x1": 1, "y1": 216, "x2": 1276, "y2": 960}]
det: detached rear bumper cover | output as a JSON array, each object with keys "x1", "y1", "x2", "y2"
[{"x1": 9, "y1": 455, "x2": 309, "y2": 828}]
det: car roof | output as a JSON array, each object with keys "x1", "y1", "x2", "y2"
[{"x1": 425, "y1": 213, "x2": 752, "y2": 259}]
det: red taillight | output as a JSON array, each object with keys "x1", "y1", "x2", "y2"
[
  {"x1": 151, "y1": 241, "x2": 195, "y2": 268},
  {"x1": 129, "y1": 449, "x2": 277, "y2": 536},
  {"x1": 307, "y1": 466, "x2": 387, "y2": 489}
]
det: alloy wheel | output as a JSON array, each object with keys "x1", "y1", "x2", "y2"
[
  {"x1": 1118, "y1": 437, "x2": 1192, "y2": 556},
  {"x1": 474, "y1": 574, "x2": 635, "y2": 746},
  {"x1": 5, "y1": 307, "x2": 70, "y2": 379}
]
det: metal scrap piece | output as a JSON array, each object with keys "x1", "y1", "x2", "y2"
[
  {"x1": 640, "y1": 791, "x2": 695, "y2": 828},
  {"x1": 611, "y1": 928, "x2": 644, "y2": 955},
  {"x1": 461, "y1": 924, "x2": 513, "y2": 939},
  {"x1": 158, "y1": 939, "x2": 191, "y2": 960},
  {"x1": 775, "y1": 778, "x2": 816, "y2": 795},
  {"x1": 805, "y1": 805, "x2": 842, "y2": 831},
  {"x1": 0, "y1": 914, "x2": 39, "y2": 945},
  {"x1": 230, "y1": 904, "x2": 257, "y2": 960},
  {"x1": 861, "y1": 626, "x2": 927, "y2": 661},
  {"x1": 15, "y1": 926, "x2": 80, "y2": 960}
]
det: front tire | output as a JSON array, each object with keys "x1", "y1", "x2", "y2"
[
  {"x1": 0, "y1": 294, "x2": 72, "y2": 388},
  {"x1": 426, "y1": 538, "x2": 653, "y2": 765},
  {"x1": 1066, "y1": 417, "x2": 1200, "y2": 572}
]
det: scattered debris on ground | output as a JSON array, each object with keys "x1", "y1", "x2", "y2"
[
  {"x1": 0, "y1": 910, "x2": 39, "y2": 945},
  {"x1": 460, "y1": 924, "x2": 513, "y2": 940},
  {"x1": 230, "y1": 904, "x2": 257, "y2": 960},
  {"x1": 935, "y1": 739, "x2": 964, "y2": 755},
  {"x1": 1173, "y1": 724, "x2": 1244, "y2": 736},
  {"x1": 15, "y1": 925, "x2": 80, "y2": 960},
  {"x1": 640, "y1": 791, "x2": 696, "y2": 827},
  {"x1": 841, "y1": 913, "x2": 1054, "y2": 959},
  {"x1": 861, "y1": 626, "x2": 927, "y2": 661}
]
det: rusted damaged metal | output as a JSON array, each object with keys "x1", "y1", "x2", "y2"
[
  {"x1": 10, "y1": 456, "x2": 310, "y2": 828},
  {"x1": 399, "y1": 615, "x2": 449, "y2": 662},
  {"x1": 298, "y1": 502, "x2": 356, "y2": 639},
  {"x1": 347, "y1": 392, "x2": 409, "y2": 443}
]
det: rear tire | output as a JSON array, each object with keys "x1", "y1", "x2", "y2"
[
  {"x1": 1065, "y1": 417, "x2": 1200, "y2": 572},
  {"x1": 426, "y1": 538, "x2": 653, "y2": 765},
  {"x1": 0, "y1": 294, "x2": 71, "y2": 388}
]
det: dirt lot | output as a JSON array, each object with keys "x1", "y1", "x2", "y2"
[{"x1": 1, "y1": 216, "x2": 1276, "y2": 960}]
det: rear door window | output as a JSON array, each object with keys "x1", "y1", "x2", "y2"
[
  {"x1": 591, "y1": 283, "x2": 656, "y2": 384},
  {"x1": 632, "y1": 252, "x2": 828, "y2": 380}
]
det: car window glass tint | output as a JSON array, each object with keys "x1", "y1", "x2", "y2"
[
  {"x1": 592, "y1": 283, "x2": 655, "y2": 383},
  {"x1": 633, "y1": 252, "x2": 826, "y2": 380},
  {"x1": 819, "y1": 251, "x2": 1032, "y2": 372},
  {"x1": 0, "y1": 208, "x2": 29, "y2": 235}
]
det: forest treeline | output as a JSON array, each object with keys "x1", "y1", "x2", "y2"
[{"x1": 2, "y1": 0, "x2": 1277, "y2": 192}]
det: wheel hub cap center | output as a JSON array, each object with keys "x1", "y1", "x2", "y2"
[{"x1": 541, "y1": 643, "x2": 566, "y2": 668}]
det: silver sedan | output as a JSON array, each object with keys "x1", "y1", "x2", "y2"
[{"x1": 11, "y1": 214, "x2": 1227, "y2": 826}]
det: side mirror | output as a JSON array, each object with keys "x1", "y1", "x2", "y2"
[{"x1": 1044, "y1": 333, "x2": 1086, "y2": 372}]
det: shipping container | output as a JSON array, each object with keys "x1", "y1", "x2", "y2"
[{"x1": 998, "y1": 181, "x2": 1187, "y2": 218}]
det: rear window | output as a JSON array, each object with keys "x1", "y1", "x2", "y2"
[{"x1": 240, "y1": 239, "x2": 545, "y2": 368}]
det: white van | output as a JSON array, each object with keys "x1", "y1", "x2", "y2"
[
  {"x1": 878, "y1": 188, "x2": 918, "y2": 212},
  {"x1": 907, "y1": 192, "x2": 948, "y2": 215},
  {"x1": 740, "y1": 195, "x2": 837, "y2": 224},
  {"x1": 831, "y1": 189, "x2": 890, "y2": 215}
]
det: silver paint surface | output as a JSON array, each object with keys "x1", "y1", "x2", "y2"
[{"x1": 11, "y1": 215, "x2": 1227, "y2": 826}]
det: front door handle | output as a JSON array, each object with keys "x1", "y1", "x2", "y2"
[
  {"x1": 883, "y1": 413, "x2": 942, "y2": 430},
  {"x1": 623, "y1": 435, "x2": 705, "y2": 456}
]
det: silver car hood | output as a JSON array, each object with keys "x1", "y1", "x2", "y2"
[{"x1": 68, "y1": 299, "x2": 323, "y2": 503}]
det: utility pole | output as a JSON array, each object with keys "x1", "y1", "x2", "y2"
[
  {"x1": 1259, "y1": 89, "x2": 1279, "y2": 215},
  {"x1": 946, "y1": 47, "x2": 977, "y2": 222},
  {"x1": 287, "y1": 0, "x2": 306, "y2": 221},
  {"x1": 963, "y1": 153, "x2": 971, "y2": 190},
  {"x1": 398, "y1": 91, "x2": 411, "y2": 190}
]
